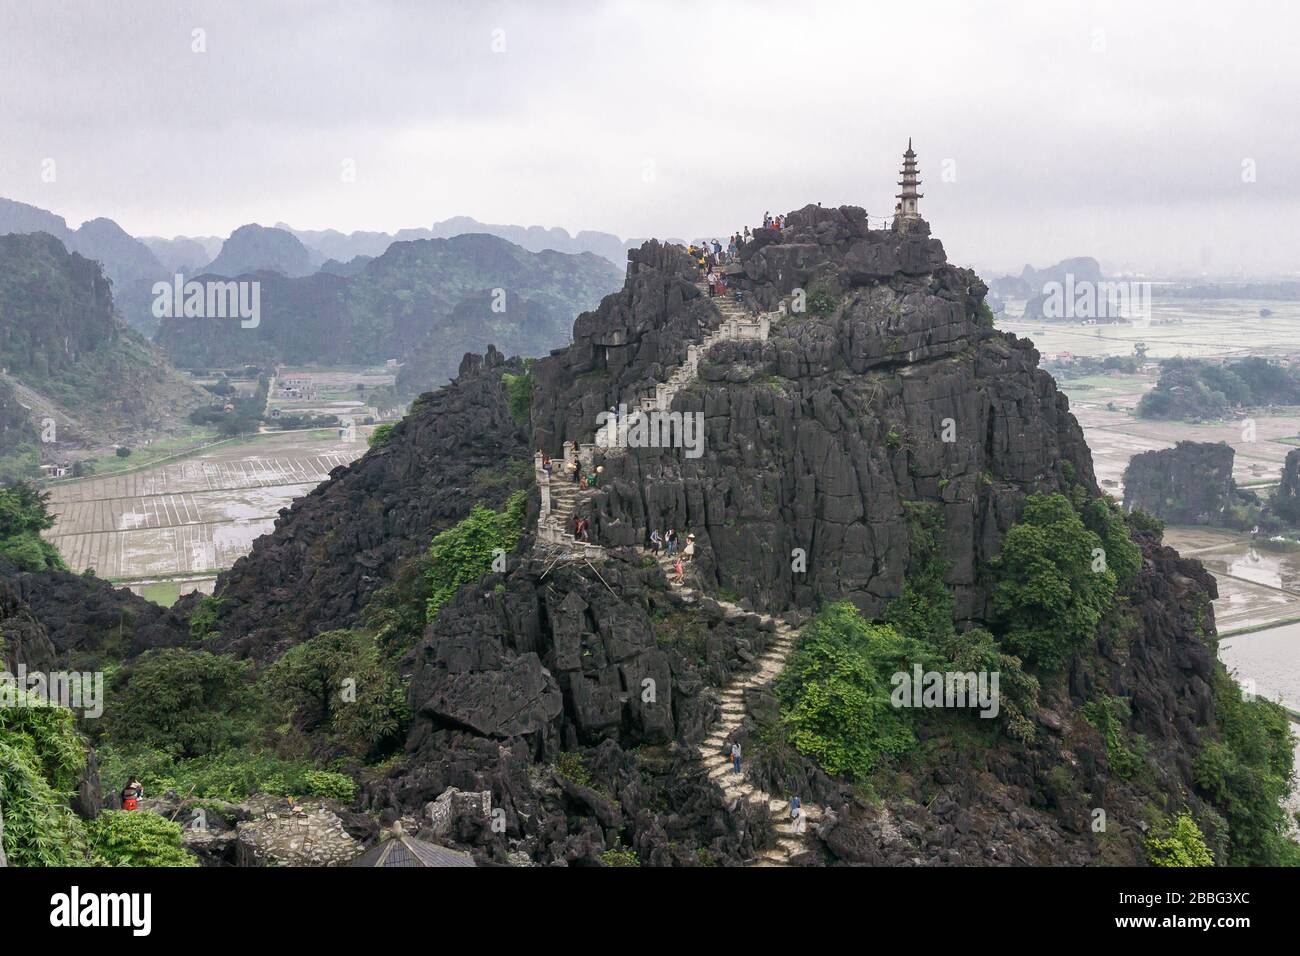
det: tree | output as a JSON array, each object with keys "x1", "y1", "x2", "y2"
[
  {"x1": 0, "y1": 483, "x2": 66, "y2": 572},
  {"x1": 260, "y1": 629, "x2": 407, "y2": 760},
  {"x1": 102, "y1": 649, "x2": 255, "y2": 759},
  {"x1": 775, "y1": 603, "x2": 924, "y2": 780},
  {"x1": 989, "y1": 493, "x2": 1118, "y2": 669}
]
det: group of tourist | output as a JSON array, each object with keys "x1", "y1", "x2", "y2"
[
  {"x1": 649, "y1": 527, "x2": 696, "y2": 585},
  {"x1": 761, "y1": 210, "x2": 785, "y2": 230}
]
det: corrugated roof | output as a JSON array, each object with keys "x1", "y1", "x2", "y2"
[{"x1": 349, "y1": 834, "x2": 477, "y2": 868}]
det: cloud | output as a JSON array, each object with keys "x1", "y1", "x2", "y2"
[{"x1": 1, "y1": 0, "x2": 1296, "y2": 275}]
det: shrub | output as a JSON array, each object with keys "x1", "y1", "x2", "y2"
[
  {"x1": 502, "y1": 372, "x2": 531, "y2": 427},
  {"x1": 988, "y1": 493, "x2": 1118, "y2": 669},
  {"x1": 115, "y1": 446, "x2": 132, "y2": 459},
  {"x1": 1145, "y1": 812, "x2": 1214, "y2": 867},
  {"x1": 302, "y1": 769, "x2": 357, "y2": 802},
  {"x1": 0, "y1": 483, "x2": 66, "y2": 572},
  {"x1": 424, "y1": 490, "x2": 527, "y2": 621},
  {"x1": 87, "y1": 810, "x2": 197, "y2": 867},
  {"x1": 1193, "y1": 667, "x2": 1299, "y2": 866},
  {"x1": 188, "y1": 594, "x2": 223, "y2": 641},
  {"x1": 776, "y1": 603, "x2": 924, "y2": 780},
  {"x1": 259, "y1": 629, "x2": 408, "y2": 761},
  {"x1": 367, "y1": 422, "x2": 395, "y2": 448},
  {"x1": 600, "y1": 846, "x2": 640, "y2": 867},
  {"x1": 0, "y1": 690, "x2": 90, "y2": 865},
  {"x1": 101, "y1": 649, "x2": 255, "y2": 759}
]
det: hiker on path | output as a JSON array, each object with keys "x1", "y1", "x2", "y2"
[
  {"x1": 569, "y1": 458, "x2": 580, "y2": 484},
  {"x1": 791, "y1": 795, "x2": 805, "y2": 834},
  {"x1": 731, "y1": 742, "x2": 742, "y2": 775},
  {"x1": 707, "y1": 272, "x2": 718, "y2": 297},
  {"x1": 683, "y1": 532, "x2": 696, "y2": 563},
  {"x1": 673, "y1": 555, "x2": 685, "y2": 585},
  {"x1": 650, "y1": 529, "x2": 663, "y2": 555},
  {"x1": 121, "y1": 778, "x2": 143, "y2": 812},
  {"x1": 541, "y1": 452, "x2": 552, "y2": 474},
  {"x1": 666, "y1": 528, "x2": 677, "y2": 556}
]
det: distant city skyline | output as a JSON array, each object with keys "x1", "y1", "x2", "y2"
[{"x1": 2, "y1": 0, "x2": 1297, "y2": 277}]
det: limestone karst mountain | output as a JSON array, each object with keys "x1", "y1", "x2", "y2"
[
  {"x1": 202, "y1": 223, "x2": 323, "y2": 279},
  {"x1": 0, "y1": 232, "x2": 207, "y2": 470},
  {"x1": 154, "y1": 233, "x2": 624, "y2": 391},
  {"x1": 159, "y1": 204, "x2": 1284, "y2": 867}
]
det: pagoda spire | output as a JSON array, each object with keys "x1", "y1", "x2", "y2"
[{"x1": 894, "y1": 139, "x2": 923, "y2": 230}]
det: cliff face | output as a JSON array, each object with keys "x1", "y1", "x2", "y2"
[
  {"x1": 202, "y1": 346, "x2": 532, "y2": 660},
  {"x1": 196, "y1": 208, "x2": 1241, "y2": 866},
  {"x1": 1122, "y1": 440, "x2": 1255, "y2": 528},
  {"x1": 533, "y1": 206, "x2": 1094, "y2": 623}
]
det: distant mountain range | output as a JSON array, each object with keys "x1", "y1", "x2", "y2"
[
  {"x1": 0, "y1": 198, "x2": 642, "y2": 339},
  {"x1": 154, "y1": 232, "x2": 622, "y2": 393},
  {"x1": 0, "y1": 232, "x2": 207, "y2": 470}
]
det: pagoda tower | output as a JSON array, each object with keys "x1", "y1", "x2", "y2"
[{"x1": 894, "y1": 138, "x2": 923, "y2": 229}]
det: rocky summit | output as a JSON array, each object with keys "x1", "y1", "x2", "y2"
[{"x1": 152, "y1": 206, "x2": 1261, "y2": 868}]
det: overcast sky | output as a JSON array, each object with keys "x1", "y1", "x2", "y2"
[{"x1": 1, "y1": 0, "x2": 1297, "y2": 276}]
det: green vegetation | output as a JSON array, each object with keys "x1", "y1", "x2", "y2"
[
  {"x1": 188, "y1": 594, "x2": 224, "y2": 641},
  {"x1": 367, "y1": 422, "x2": 395, "y2": 448},
  {"x1": 1193, "y1": 667, "x2": 1300, "y2": 866},
  {"x1": 775, "y1": 603, "x2": 923, "y2": 780},
  {"x1": 1137, "y1": 357, "x2": 1300, "y2": 421},
  {"x1": 424, "y1": 490, "x2": 527, "y2": 621},
  {"x1": 988, "y1": 492, "x2": 1122, "y2": 669},
  {"x1": 600, "y1": 846, "x2": 640, "y2": 867},
  {"x1": 1145, "y1": 811, "x2": 1214, "y2": 867},
  {"x1": 0, "y1": 483, "x2": 66, "y2": 572},
  {"x1": 0, "y1": 689, "x2": 90, "y2": 865},
  {"x1": 805, "y1": 280, "x2": 839, "y2": 316},
  {"x1": 554, "y1": 750, "x2": 592, "y2": 788},
  {"x1": 101, "y1": 649, "x2": 256, "y2": 759},
  {"x1": 87, "y1": 810, "x2": 197, "y2": 867},
  {"x1": 502, "y1": 372, "x2": 532, "y2": 427},
  {"x1": 97, "y1": 747, "x2": 354, "y2": 803},
  {"x1": 1082, "y1": 695, "x2": 1142, "y2": 780},
  {"x1": 261, "y1": 629, "x2": 408, "y2": 761}
]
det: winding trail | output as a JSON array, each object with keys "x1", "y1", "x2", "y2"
[{"x1": 533, "y1": 262, "x2": 818, "y2": 864}]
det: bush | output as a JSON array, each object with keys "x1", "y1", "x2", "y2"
[
  {"x1": 367, "y1": 422, "x2": 395, "y2": 448},
  {"x1": 115, "y1": 446, "x2": 132, "y2": 459},
  {"x1": 87, "y1": 810, "x2": 197, "y2": 867},
  {"x1": 776, "y1": 603, "x2": 924, "y2": 780},
  {"x1": 97, "y1": 746, "x2": 342, "y2": 803},
  {"x1": 600, "y1": 846, "x2": 640, "y2": 867},
  {"x1": 425, "y1": 490, "x2": 527, "y2": 621},
  {"x1": 1193, "y1": 667, "x2": 1299, "y2": 866},
  {"x1": 302, "y1": 769, "x2": 357, "y2": 802},
  {"x1": 1145, "y1": 812, "x2": 1214, "y2": 867},
  {"x1": 0, "y1": 690, "x2": 91, "y2": 866},
  {"x1": 989, "y1": 493, "x2": 1118, "y2": 669},
  {"x1": 501, "y1": 372, "x2": 531, "y2": 427},
  {"x1": 0, "y1": 483, "x2": 66, "y2": 572},
  {"x1": 259, "y1": 629, "x2": 408, "y2": 761},
  {"x1": 101, "y1": 649, "x2": 255, "y2": 759}
]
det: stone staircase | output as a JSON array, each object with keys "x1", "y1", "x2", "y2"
[
  {"x1": 536, "y1": 264, "x2": 774, "y2": 554},
  {"x1": 532, "y1": 262, "x2": 814, "y2": 864},
  {"x1": 646, "y1": 548, "x2": 821, "y2": 866}
]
